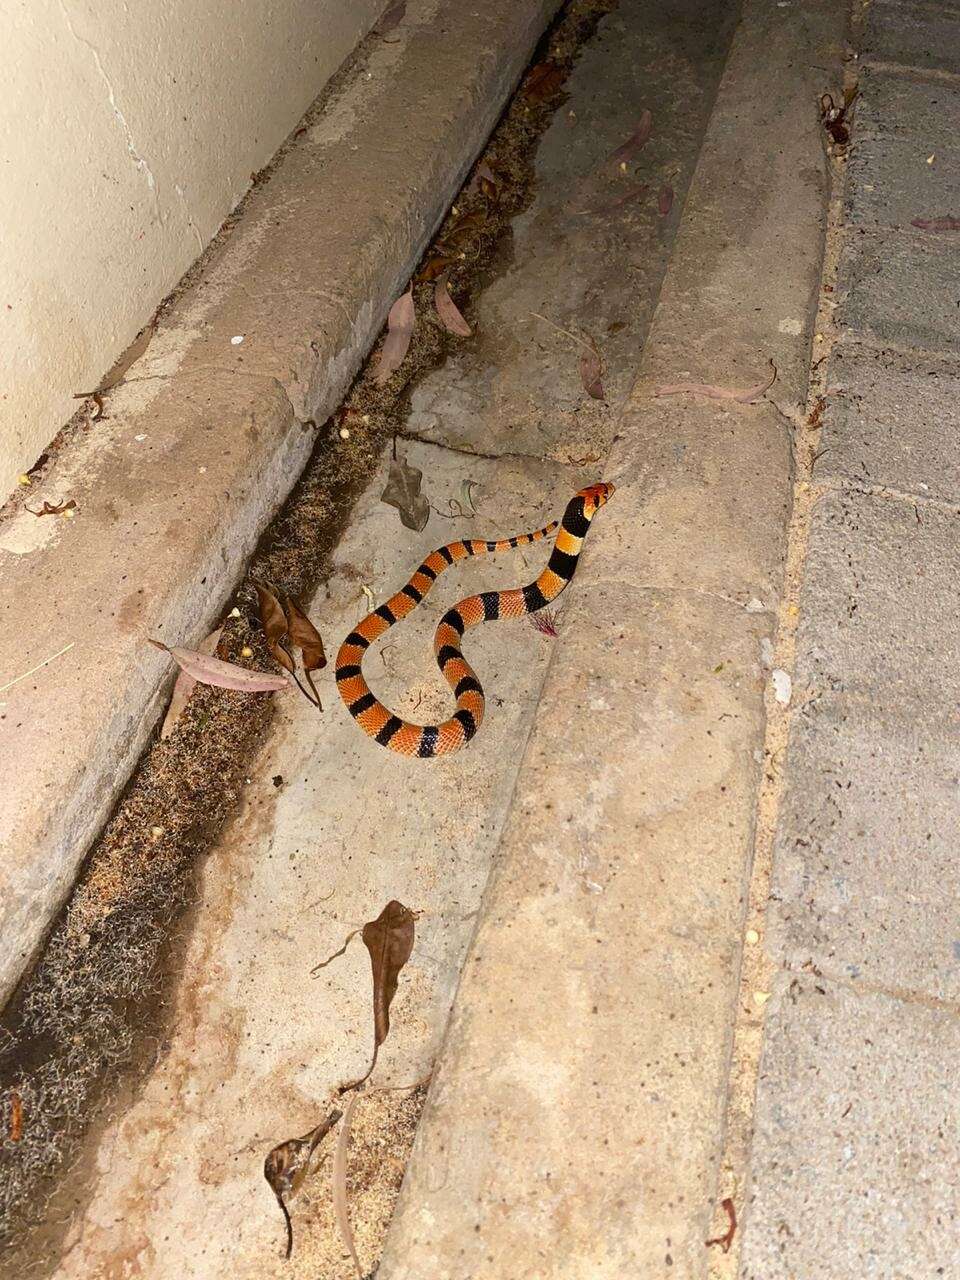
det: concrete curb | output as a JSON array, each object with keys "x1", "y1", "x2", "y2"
[
  {"x1": 0, "y1": 0, "x2": 560, "y2": 1003},
  {"x1": 376, "y1": 1, "x2": 843, "y2": 1275}
]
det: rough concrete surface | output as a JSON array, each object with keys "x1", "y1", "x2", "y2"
[
  {"x1": 0, "y1": 0, "x2": 561, "y2": 1004},
  {"x1": 739, "y1": 975, "x2": 960, "y2": 1280},
  {"x1": 379, "y1": 1, "x2": 841, "y2": 1275},
  {"x1": 846, "y1": 66, "x2": 960, "y2": 228},
  {"x1": 791, "y1": 488, "x2": 960, "y2": 713},
  {"x1": 768, "y1": 694, "x2": 960, "y2": 1000},
  {"x1": 49, "y1": 447, "x2": 579, "y2": 1280},
  {"x1": 863, "y1": 0, "x2": 960, "y2": 73},
  {"x1": 33, "y1": 2, "x2": 727, "y2": 1271},
  {"x1": 815, "y1": 342, "x2": 960, "y2": 501},
  {"x1": 742, "y1": 2, "x2": 960, "y2": 1272},
  {"x1": 837, "y1": 226, "x2": 960, "y2": 353}
]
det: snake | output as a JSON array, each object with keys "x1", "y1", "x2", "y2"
[{"x1": 335, "y1": 482, "x2": 614, "y2": 758}]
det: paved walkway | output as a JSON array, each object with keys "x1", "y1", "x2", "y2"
[{"x1": 739, "y1": 3, "x2": 960, "y2": 1275}]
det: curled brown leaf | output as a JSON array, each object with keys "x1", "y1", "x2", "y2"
[
  {"x1": 658, "y1": 184, "x2": 674, "y2": 217},
  {"x1": 264, "y1": 1109, "x2": 342, "y2": 1259},
  {"x1": 8, "y1": 1091, "x2": 23, "y2": 1143},
  {"x1": 26, "y1": 499, "x2": 76, "y2": 517},
  {"x1": 373, "y1": 0, "x2": 405, "y2": 35},
  {"x1": 381, "y1": 455, "x2": 430, "y2": 532},
  {"x1": 523, "y1": 60, "x2": 564, "y2": 102},
  {"x1": 255, "y1": 583, "x2": 295, "y2": 675},
  {"x1": 579, "y1": 345, "x2": 604, "y2": 400}
]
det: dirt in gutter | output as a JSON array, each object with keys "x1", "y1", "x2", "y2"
[{"x1": 0, "y1": 1, "x2": 616, "y2": 1273}]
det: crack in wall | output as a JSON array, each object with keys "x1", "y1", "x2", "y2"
[{"x1": 56, "y1": 0, "x2": 164, "y2": 227}]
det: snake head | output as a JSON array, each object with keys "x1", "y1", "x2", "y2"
[{"x1": 579, "y1": 481, "x2": 616, "y2": 515}]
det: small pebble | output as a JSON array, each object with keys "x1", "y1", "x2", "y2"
[
  {"x1": 241, "y1": 646, "x2": 254, "y2": 658},
  {"x1": 745, "y1": 928, "x2": 760, "y2": 945},
  {"x1": 134, "y1": 433, "x2": 147, "y2": 442},
  {"x1": 339, "y1": 427, "x2": 350, "y2": 439},
  {"x1": 753, "y1": 990, "x2": 771, "y2": 1006},
  {"x1": 231, "y1": 335, "x2": 244, "y2": 345},
  {"x1": 17, "y1": 474, "x2": 30, "y2": 486},
  {"x1": 151, "y1": 826, "x2": 164, "y2": 839}
]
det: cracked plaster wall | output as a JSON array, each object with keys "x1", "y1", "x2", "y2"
[{"x1": 0, "y1": 0, "x2": 382, "y2": 501}]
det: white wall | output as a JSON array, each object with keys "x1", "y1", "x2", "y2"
[{"x1": 0, "y1": 0, "x2": 382, "y2": 500}]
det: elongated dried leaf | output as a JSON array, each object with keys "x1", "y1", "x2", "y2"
[
  {"x1": 373, "y1": 0, "x2": 405, "y2": 35},
  {"x1": 264, "y1": 1109, "x2": 342, "y2": 1259},
  {"x1": 381, "y1": 457, "x2": 430, "y2": 532},
  {"x1": 255, "y1": 582, "x2": 295, "y2": 674},
  {"x1": 579, "y1": 347, "x2": 604, "y2": 400},
  {"x1": 658, "y1": 184, "x2": 674, "y2": 217},
  {"x1": 285, "y1": 598, "x2": 326, "y2": 673},
  {"x1": 912, "y1": 216, "x2": 960, "y2": 232},
  {"x1": 333, "y1": 1094, "x2": 363, "y2": 1278},
  {"x1": 149, "y1": 640, "x2": 289, "y2": 692},
  {"x1": 435, "y1": 278, "x2": 472, "y2": 336},
  {"x1": 361, "y1": 900, "x2": 416, "y2": 1081},
  {"x1": 609, "y1": 109, "x2": 652, "y2": 165},
  {"x1": 654, "y1": 359, "x2": 777, "y2": 404},
  {"x1": 160, "y1": 626, "x2": 222, "y2": 740},
  {"x1": 375, "y1": 288, "x2": 415, "y2": 385}
]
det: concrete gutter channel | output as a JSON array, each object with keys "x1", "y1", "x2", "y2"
[
  {"x1": 5, "y1": 0, "x2": 900, "y2": 1275},
  {"x1": 0, "y1": 0, "x2": 562, "y2": 1004}
]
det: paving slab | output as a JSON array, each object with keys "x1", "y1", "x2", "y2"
[
  {"x1": 836, "y1": 226, "x2": 960, "y2": 354},
  {"x1": 846, "y1": 67, "x2": 960, "y2": 228},
  {"x1": 739, "y1": 974, "x2": 960, "y2": 1280},
  {"x1": 378, "y1": 0, "x2": 842, "y2": 1274},
  {"x1": 815, "y1": 342, "x2": 960, "y2": 502},
  {"x1": 0, "y1": 0, "x2": 561, "y2": 1004},
  {"x1": 768, "y1": 694, "x2": 960, "y2": 1000},
  {"x1": 792, "y1": 487, "x2": 960, "y2": 712},
  {"x1": 863, "y1": 0, "x2": 960, "y2": 74}
]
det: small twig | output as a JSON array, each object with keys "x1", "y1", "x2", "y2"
[
  {"x1": 0, "y1": 642, "x2": 75, "y2": 695},
  {"x1": 529, "y1": 310, "x2": 596, "y2": 354},
  {"x1": 311, "y1": 928, "x2": 362, "y2": 974},
  {"x1": 705, "y1": 1198, "x2": 737, "y2": 1253}
]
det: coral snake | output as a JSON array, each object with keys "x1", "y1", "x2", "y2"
[{"x1": 335, "y1": 482, "x2": 615, "y2": 757}]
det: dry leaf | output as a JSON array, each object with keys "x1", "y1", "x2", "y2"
[
  {"x1": 416, "y1": 254, "x2": 455, "y2": 283},
  {"x1": 658, "y1": 184, "x2": 674, "y2": 217},
  {"x1": 609, "y1": 109, "x2": 652, "y2": 164},
  {"x1": 442, "y1": 210, "x2": 486, "y2": 249},
  {"x1": 360, "y1": 900, "x2": 416, "y2": 1084},
  {"x1": 911, "y1": 216, "x2": 960, "y2": 231},
  {"x1": 705, "y1": 1197, "x2": 737, "y2": 1252},
  {"x1": 375, "y1": 288, "x2": 415, "y2": 385},
  {"x1": 579, "y1": 346, "x2": 604, "y2": 400},
  {"x1": 255, "y1": 583, "x2": 295, "y2": 674},
  {"x1": 333, "y1": 1093, "x2": 363, "y2": 1277},
  {"x1": 26, "y1": 499, "x2": 76, "y2": 517},
  {"x1": 160, "y1": 626, "x2": 222, "y2": 740},
  {"x1": 373, "y1": 0, "x2": 405, "y2": 35},
  {"x1": 523, "y1": 60, "x2": 564, "y2": 102},
  {"x1": 264, "y1": 1109, "x2": 342, "y2": 1259},
  {"x1": 654, "y1": 359, "x2": 777, "y2": 404},
  {"x1": 285, "y1": 595, "x2": 326, "y2": 706},
  {"x1": 381, "y1": 456, "x2": 430, "y2": 532},
  {"x1": 149, "y1": 640, "x2": 289, "y2": 692},
  {"x1": 435, "y1": 277, "x2": 472, "y2": 336}
]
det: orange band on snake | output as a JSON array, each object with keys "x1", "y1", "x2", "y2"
[{"x1": 335, "y1": 482, "x2": 614, "y2": 757}]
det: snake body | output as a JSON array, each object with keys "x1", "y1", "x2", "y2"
[{"x1": 336, "y1": 482, "x2": 614, "y2": 757}]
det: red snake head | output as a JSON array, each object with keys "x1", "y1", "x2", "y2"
[{"x1": 579, "y1": 481, "x2": 615, "y2": 515}]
